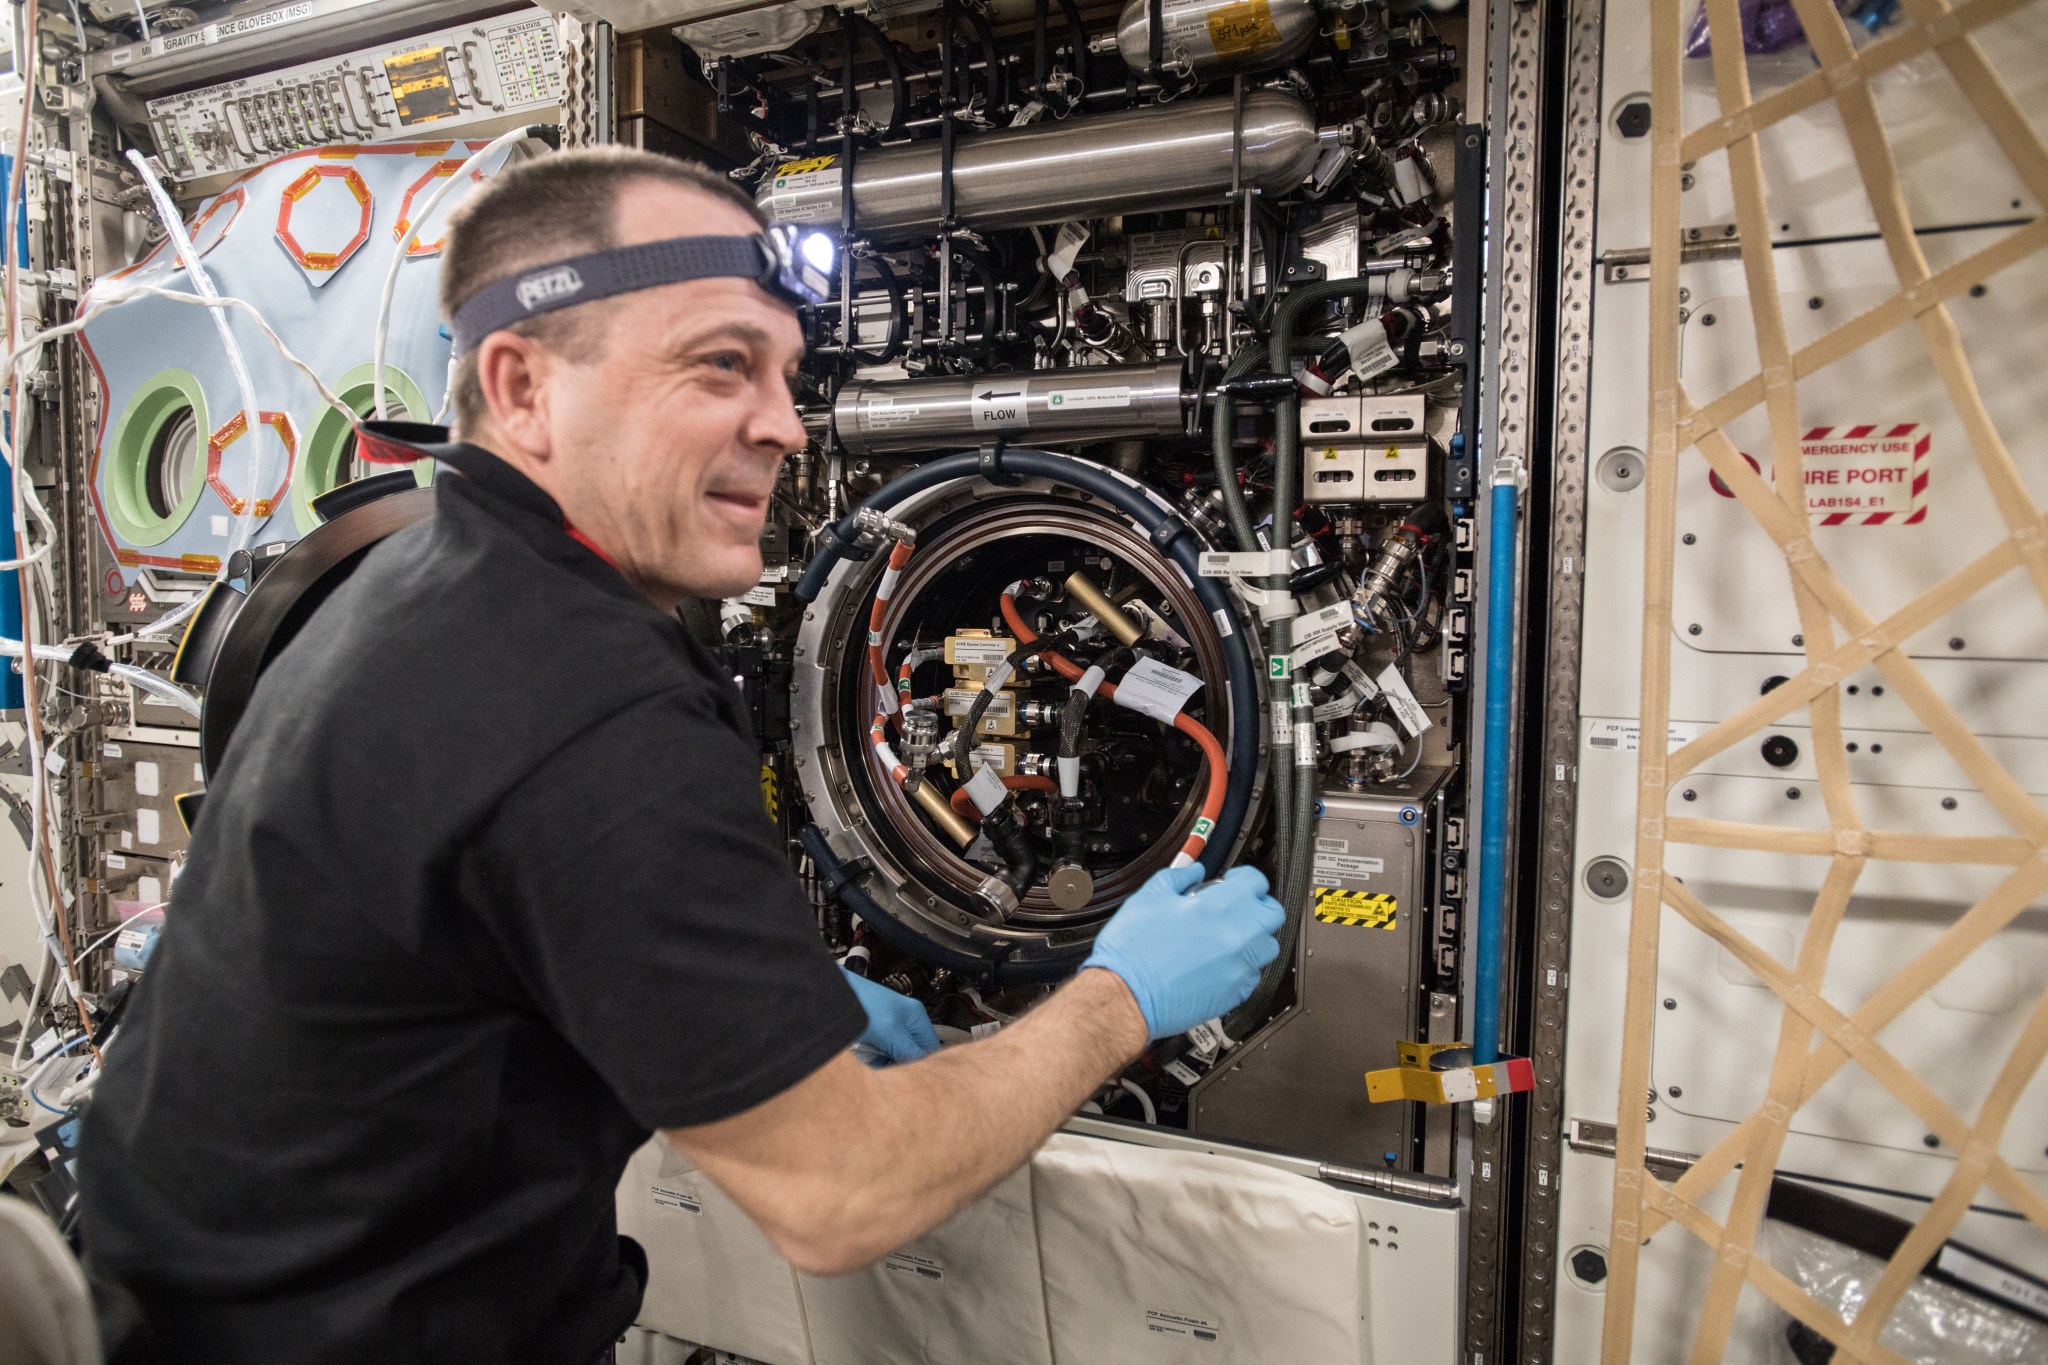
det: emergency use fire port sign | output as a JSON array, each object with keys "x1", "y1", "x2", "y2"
[{"x1": 1801, "y1": 423, "x2": 1930, "y2": 526}]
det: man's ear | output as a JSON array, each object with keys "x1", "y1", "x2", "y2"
[{"x1": 473, "y1": 331, "x2": 555, "y2": 460}]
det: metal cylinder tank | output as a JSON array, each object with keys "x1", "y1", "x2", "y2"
[
  {"x1": 834, "y1": 362, "x2": 1188, "y2": 455},
  {"x1": 1115, "y1": 0, "x2": 1319, "y2": 81},
  {"x1": 758, "y1": 91, "x2": 1323, "y2": 235}
]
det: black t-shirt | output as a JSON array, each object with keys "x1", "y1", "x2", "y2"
[{"x1": 79, "y1": 439, "x2": 864, "y2": 1365}]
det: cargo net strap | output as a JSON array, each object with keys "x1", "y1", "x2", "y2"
[{"x1": 1607, "y1": 2, "x2": 2048, "y2": 1363}]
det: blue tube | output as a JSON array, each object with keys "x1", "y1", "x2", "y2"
[
  {"x1": 0, "y1": 152, "x2": 23, "y2": 712},
  {"x1": 1473, "y1": 478, "x2": 1519, "y2": 1065}
]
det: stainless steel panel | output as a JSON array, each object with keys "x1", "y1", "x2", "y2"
[
  {"x1": 757, "y1": 91, "x2": 1324, "y2": 235},
  {"x1": 833, "y1": 361, "x2": 1187, "y2": 455},
  {"x1": 1189, "y1": 768, "x2": 1449, "y2": 1168}
]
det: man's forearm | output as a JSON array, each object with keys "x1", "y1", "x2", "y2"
[
  {"x1": 670, "y1": 967, "x2": 1147, "y2": 1275},
  {"x1": 857, "y1": 967, "x2": 1148, "y2": 1228}
]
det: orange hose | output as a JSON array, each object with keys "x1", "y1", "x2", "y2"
[
  {"x1": 868, "y1": 541, "x2": 915, "y2": 695},
  {"x1": 998, "y1": 590, "x2": 1227, "y2": 862},
  {"x1": 949, "y1": 773, "x2": 1060, "y2": 820}
]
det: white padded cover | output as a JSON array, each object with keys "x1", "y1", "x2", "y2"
[
  {"x1": 1030, "y1": 1133, "x2": 1365, "y2": 1364},
  {"x1": 799, "y1": 1164, "x2": 1053, "y2": 1365},
  {"x1": 615, "y1": 1140, "x2": 816, "y2": 1365}
]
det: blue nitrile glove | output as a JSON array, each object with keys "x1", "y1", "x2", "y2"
[
  {"x1": 1080, "y1": 864, "x2": 1285, "y2": 1039},
  {"x1": 842, "y1": 967, "x2": 941, "y2": 1064}
]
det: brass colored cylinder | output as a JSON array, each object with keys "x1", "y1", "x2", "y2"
[
  {"x1": 1063, "y1": 571, "x2": 1144, "y2": 648},
  {"x1": 913, "y1": 780, "x2": 979, "y2": 848}
]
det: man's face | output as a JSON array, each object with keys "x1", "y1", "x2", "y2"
[{"x1": 527, "y1": 182, "x2": 809, "y2": 603}]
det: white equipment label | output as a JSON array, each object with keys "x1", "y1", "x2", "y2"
[
  {"x1": 1343, "y1": 316, "x2": 1400, "y2": 381},
  {"x1": 1116, "y1": 658, "x2": 1204, "y2": 724},
  {"x1": 1585, "y1": 719, "x2": 1704, "y2": 753},
  {"x1": 134, "y1": 761, "x2": 160, "y2": 797},
  {"x1": 963, "y1": 764, "x2": 1009, "y2": 815},
  {"x1": 1163, "y1": 1059, "x2": 1203, "y2": 1086},
  {"x1": 1292, "y1": 601, "x2": 1353, "y2": 663},
  {"x1": 945, "y1": 689, "x2": 1014, "y2": 720},
  {"x1": 884, "y1": 1250, "x2": 946, "y2": 1282},
  {"x1": 1313, "y1": 852, "x2": 1385, "y2": 881},
  {"x1": 650, "y1": 1184, "x2": 705, "y2": 1215},
  {"x1": 948, "y1": 637, "x2": 1013, "y2": 666},
  {"x1": 1046, "y1": 386, "x2": 1132, "y2": 411},
  {"x1": 1146, "y1": 1309, "x2": 1222, "y2": 1343},
  {"x1": 972, "y1": 379, "x2": 1030, "y2": 431},
  {"x1": 1375, "y1": 664, "x2": 1431, "y2": 738},
  {"x1": 738, "y1": 584, "x2": 776, "y2": 607},
  {"x1": 136, "y1": 809, "x2": 161, "y2": 846},
  {"x1": 864, "y1": 396, "x2": 920, "y2": 428},
  {"x1": 1936, "y1": 1245, "x2": 2048, "y2": 1318},
  {"x1": 1800, "y1": 423, "x2": 1929, "y2": 525},
  {"x1": 767, "y1": 165, "x2": 843, "y2": 223}
]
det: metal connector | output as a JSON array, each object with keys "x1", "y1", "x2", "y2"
[
  {"x1": 1317, "y1": 1161, "x2": 1461, "y2": 1204},
  {"x1": 853, "y1": 506, "x2": 917, "y2": 550}
]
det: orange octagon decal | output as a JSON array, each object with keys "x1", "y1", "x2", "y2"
[
  {"x1": 206, "y1": 410, "x2": 296, "y2": 517},
  {"x1": 392, "y1": 159, "x2": 477, "y2": 257},
  {"x1": 275, "y1": 164, "x2": 373, "y2": 272}
]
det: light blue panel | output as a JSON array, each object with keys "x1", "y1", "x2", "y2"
[{"x1": 80, "y1": 141, "x2": 512, "y2": 586}]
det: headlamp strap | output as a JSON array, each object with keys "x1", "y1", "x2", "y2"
[{"x1": 450, "y1": 234, "x2": 779, "y2": 354}]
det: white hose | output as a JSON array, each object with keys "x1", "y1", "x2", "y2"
[
  {"x1": 0, "y1": 637, "x2": 200, "y2": 717},
  {"x1": 372, "y1": 126, "x2": 541, "y2": 420},
  {"x1": 1118, "y1": 1078, "x2": 1158, "y2": 1124},
  {"x1": 123, "y1": 150, "x2": 265, "y2": 639}
]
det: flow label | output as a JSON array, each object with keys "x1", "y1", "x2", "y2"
[
  {"x1": 1046, "y1": 386, "x2": 1132, "y2": 411},
  {"x1": 1146, "y1": 1309, "x2": 1221, "y2": 1343},
  {"x1": 1116, "y1": 657, "x2": 1203, "y2": 724},
  {"x1": 650, "y1": 1184, "x2": 704, "y2": 1215},
  {"x1": 1586, "y1": 719, "x2": 1704, "y2": 753},
  {"x1": 885, "y1": 1251, "x2": 946, "y2": 1282},
  {"x1": 972, "y1": 379, "x2": 1030, "y2": 430},
  {"x1": 1376, "y1": 663, "x2": 1431, "y2": 737}
]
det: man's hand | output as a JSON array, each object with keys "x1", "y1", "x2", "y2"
[
  {"x1": 1078, "y1": 864, "x2": 1284, "y2": 1039},
  {"x1": 841, "y1": 966, "x2": 940, "y2": 1063}
]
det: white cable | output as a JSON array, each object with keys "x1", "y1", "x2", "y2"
[
  {"x1": 372, "y1": 126, "x2": 538, "y2": 420},
  {"x1": 125, "y1": 150, "x2": 264, "y2": 566},
  {"x1": 1118, "y1": 1078, "x2": 1158, "y2": 1124},
  {"x1": 130, "y1": 2, "x2": 151, "y2": 42}
]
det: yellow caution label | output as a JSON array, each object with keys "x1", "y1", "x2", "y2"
[
  {"x1": 1314, "y1": 886, "x2": 1397, "y2": 929},
  {"x1": 1208, "y1": 0, "x2": 1283, "y2": 57},
  {"x1": 760, "y1": 764, "x2": 780, "y2": 819},
  {"x1": 774, "y1": 154, "x2": 838, "y2": 177}
]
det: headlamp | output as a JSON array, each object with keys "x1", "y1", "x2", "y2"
[{"x1": 450, "y1": 228, "x2": 838, "y2": 355}]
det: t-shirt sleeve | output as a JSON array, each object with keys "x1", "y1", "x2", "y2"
[{"x1": 458, "y1": 683, "x2": 866, "y2": 1131}]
